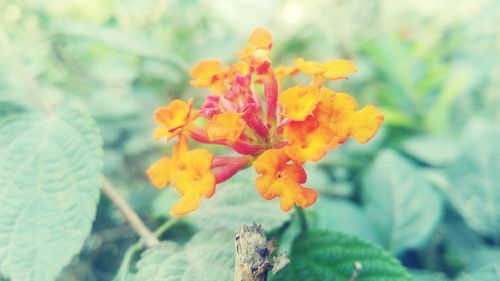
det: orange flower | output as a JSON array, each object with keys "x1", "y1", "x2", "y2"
[
  {"x1": 248, "y1": 27, "x2": 273, "y2": 49},
  {"x1": 278, "y1": 86, "x2": 323, "y2": 121},
  {"x1": 315, "y1": 92, "x2": 384, "y2": 146},
  {"x1": 282, "y1": 89, "x2": 384, "y2": 163},
  {"x1": 170, "y1": 148, "x2": 215, "y2": 216},
  {"x1": 253, "y1": 149, "x2": 318, "y2": 211},
  {"x1": 146, "y1": 135, "x2": 215, "y2": 216},
  {"x1": 283, "y1": 117, "x2": 334, "y2": 164},
  {"x1": 146, "y1": 135, "x2": 189, "y2": 188},
  {"x1": 205, "y1": 112, "x2": 245, "y2": 143},
  {"x1": 295, "y1": 58, "x2": 357, "y2": 84},
  {"x1": 229, "y1": 61, "x2": 250, "y2": 79},
  {"x1": 154, "y1": 98, "x2": 198, "y2": 141},
  {"x1": 148, "y1": 28, "x2": 385, "y2": 215},
  {"x1": 146, "y1": 157, "x2": 176, "y2": 188},
  {"x1": 239, "y1": 28, "x2": 273, "y2": 74},
  {"x1": 274, "y1": 65, "x2": 298, "y2": 84},
  {"x1": 190, "y1": 59, "x2": 228, "y2": 91}
]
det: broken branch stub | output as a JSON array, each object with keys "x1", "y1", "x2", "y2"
[{"x1": 234, "y1": 224, "x2": 289, "y2": 281}]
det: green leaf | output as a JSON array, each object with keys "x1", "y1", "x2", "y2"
[
  {"x1": 411, "y1": 270, "x2": 449, "y2": 281},
  {"x1": 274, "y1": 231, "x2": 413, "y2": 281},
  {"x1": 0, "y1": 99, "x2": 26, "y2": 119},
  {"x1": 445, "y1": 220, "x2": 500, "y2": 271},
  {"x1": 424, "y1": 68, "x2": 475, "y2": 133},
  {"x1": 153, "y1": 170, "x2": 290, "y2": 231},
  {"x1": 136, "y1": 231, "x2": 234, "y2": 281},
  {"x1": 0, "y1": 106, "x2": 103, "y2": 281},
  {"x1": 303, "y1": 164, "x2": 354, "y2": 197},
  {"x1": 401, "y1": 135, "x2": 459, "y2": 166},
  {"x1": 55, "y1": 22, "x2": 189, "y2": 71},
  {"x1": 456, "y1": 265, "x2": 500, "y2": 281},
  {"x1": 363, "y1": 150, "x2": 443, "y2": 253},
  {"x1": 446, "y1": 119, "x2": 500, "y2": 236},
  {"x1": 310, "y1": 198, "x2": 379, "y2": 244}
]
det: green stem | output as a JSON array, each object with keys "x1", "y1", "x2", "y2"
[
  {"x1": 116, "y1": 217, "x2": 181, "y2": 279},
  {"x1": 154, "y1": 217, "x2": 181, "y2": 236},
  {"x1": 295, "y1": 206, "x2": 308, "y2": 232},
  {"x1": 117, "y1": 242, "x2": 142, "y2": 280}
]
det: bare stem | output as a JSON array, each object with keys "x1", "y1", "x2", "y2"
[
  {"x1": 349, "y1": 261, "x2": 363, "y2": 281},
  {"x1": 101, "y1": 177, "x2": 159, "y2": 248}
]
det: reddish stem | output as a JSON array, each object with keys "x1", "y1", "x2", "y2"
[
  {"x1": 230, "y1": 140, "x2": 264, "y2": 155},
  {"x1": 212, "y1": 156, "x2": 242, "y2": 168},
  {"x1": 264, "y1": 71, "x2": 278, "y2": 128},
  {"x1": 213, "y1": 156, "x2": 253, "y2": 184},
  {"x1": 189, "y1": 127, "x2": 263, "y2": 155},
  {"x1": 242, "y1": 111, "x2": 269, "y2": 141}
]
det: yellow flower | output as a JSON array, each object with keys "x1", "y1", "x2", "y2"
[
  {"x1": 238, "y1": 28, "x2": 273, "y2": 74},
  {"x1": 146, "y1": 135, "x2": 188, "y2": 188},
  {"x1": 190, "y1": 59, "x2": 228, "y2": 91},
  {"x1": 146, "y1": 157, "x2": 176, "y2": 188},
  {"x1": 295, "y1": 58, "x2": 357, "y2": 84},
  {"x1": 148, "y1": 28, "x2": 385, "y2": 215},
  {"x1": 282, "y1": 89, "x2": 384, "y2": 164},
  {"x1": 253, "y1": 149, "x2": 318, "y2": 211},
  {"x1": 315, "y1": 92, "x2": 384, "y2": 146},
  {"x1": 278, "y1": 86, "x2": 324, "y2": 121},
  {"x1": 248, "y1": 27, "x2": 273, "y2": 49},
  {"x1": 283, "y1": 117, "x2": 334, "y2": 164},
  {"x1": 170, "y1": 148, "x2": 215, "y2": 216},
  {"x1": 274, "y1": 65, "x2": 298, "y2": 84},
  {"x1": 153, "y1": 98, "x2": 198, "y2": 141},
  {"x1": 205, "y1": 112, "x2": 245, "y2": 143},
  {"x1": 146, "y1": 135, "x2": 215, "y2": 216}
]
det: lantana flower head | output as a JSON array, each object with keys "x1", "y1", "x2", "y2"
[{"x1": 147, "y1": 28, "x2": 384, "y2": 216}]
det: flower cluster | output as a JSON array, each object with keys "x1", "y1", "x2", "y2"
[{"x1": 147, "y1": 28, "x2": 384, "y2": 216}]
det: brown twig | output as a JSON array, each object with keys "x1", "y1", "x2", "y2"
[
  {"x1": 234, "y1": 224, "x2": 289, "y2": 281},
  {"x1": 101, "y1": 177, "x2": 159, "y2": 248}
]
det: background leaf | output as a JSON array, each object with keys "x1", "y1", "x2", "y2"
[
  {"x1": 456, "y1": 265, "x2": 500, "y2": 281},
  {"x1": 55, "y1": 22, "x2": 189, "y2": 71},
  {"x1": 186, "y1": 170, "x2": 290, "y2": 231},
  {"x1": 412, "y1": 270, "x2": 449, "y2": 281},
  {"x1": 363, "y1": 149, "x2": 443, "y2": 253},
  {"x1": 446, "y1": 119, "x2": 500, "y2": 237},
  {"x1": 401, "y1": 135, "x2": 459, "y2": 166},
  {"x1": 273, "y1": 231, "x2": 413, "y2": 281},
  {"x1": 310, "y1": 198, "x2": 379, "y2": 244},
  {"x1": 0, "y1": 105, "x2": 103, "y2": 281},
  {"x1": 135, "y1": 230, "x2": 234, "y2": 281}
]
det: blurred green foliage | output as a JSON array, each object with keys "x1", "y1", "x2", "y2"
[{"x1": 0, "y1": 0, "x2": 499, "y2": 280}]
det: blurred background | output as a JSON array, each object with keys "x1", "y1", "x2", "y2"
[{"x1": 1, "y1": 0, "x2": 499, "y2": 280}]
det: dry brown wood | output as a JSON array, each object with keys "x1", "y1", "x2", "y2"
[{"x1": 234, "y1": 224, "x2": 289, "y2": 281}]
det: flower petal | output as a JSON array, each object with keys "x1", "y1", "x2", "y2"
[
  {"x1": 279, "y1": 86, "x2": 322, "y2": 121},
  {"x1": 253, "y1": 149, "x2": 318, "y2": 210},
  {"x1": 170, "y1": 193, "x2": 202, "y2": 216},
  {"x1": 248, "y1": 27, "x2": 272, "y2": 49},
  {"x1": 323, "y1": 59, "x2": 357, "y2": 80},
  {"x1": 154, "y1": 99, "x2": 194, "y2": 140},
  {"x1": 205, "y1": 112, "x2": 245, "y2": 143},
  {"x1": 283, "y1": 117, "x2": 333, "y2": 164},
  {"x1": 190, "y1": 59, "x2": 224, "y2": 88},
  {"x1": 295, "y1": 58, "x2": 325, "y2": 74},
  {"x1": 348, "y1": 104, "x2": 384, "y2": 143},
  {"x1": 146, "y1": 157, "x2": 175, "y2": 188}
]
